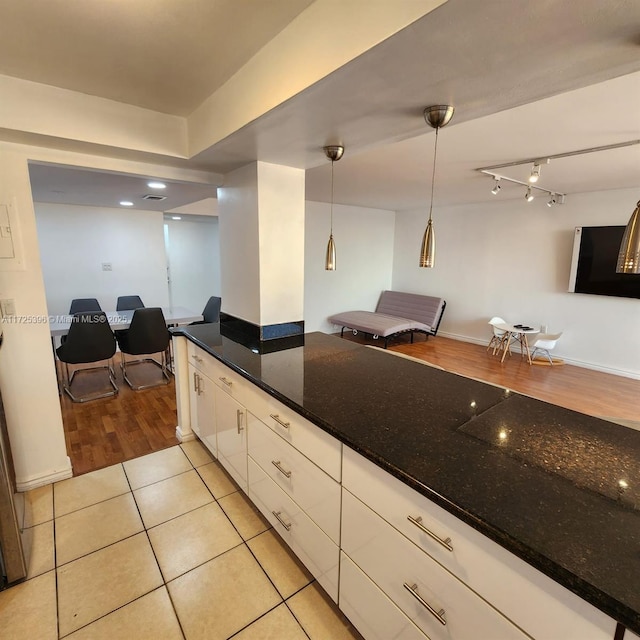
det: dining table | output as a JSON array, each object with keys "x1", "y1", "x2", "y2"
[
  {"x1": 48, "y1": 306, "x2": 203, "y2": 337},
  {"x1": 493, "y1": 322, "x2": 540, "y2": 364}
]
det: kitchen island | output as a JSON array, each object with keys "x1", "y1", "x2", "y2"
[{"x1": 172, "y1": 324, "x2": 640, "y2": 639}]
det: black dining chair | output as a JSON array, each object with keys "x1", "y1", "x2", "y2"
[
  {"x1": 69, "y1": 298, "x2": 102, "y2": 314},
  {"x1": 191, "y1": 296, "x2": 221, "y2": 325},
  {"x1": 116, "y1": 295, "x2": 145, "y2": 311},
  {"x1": 56, "y1": 311, "x2": 118, "y2": 402},
  {"x1": 115, "y1": 307, "x2": 171, "y2": 390}
]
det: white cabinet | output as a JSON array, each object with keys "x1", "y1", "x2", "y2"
[
  {"x1": 214, "y1": 385, "x2": 247, "y2": 491},
  {"x1": 188, "y1": 363, "x2": 217, "y2": 458},
  {"x1": 248, "y1": 457, "x2": 340, "y2": 600},
  {"x1": 341, "y1": 447, "x2": 616, "y2": 640},
  {"x1": 342, "y1": 489, "x2": 529, "y2": 640},
  {"x1": 178, "y1": 339, "x2": 622, "y2": 640},
  {"x1": 247, "y1": 413, "x2": 340, "y2": 543},
  {"x1": 339, "y1": 552, "x2": 428, "y2": 640}
]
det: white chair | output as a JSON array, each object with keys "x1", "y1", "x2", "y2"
[
  {"x1": 529, "y1": 332, "x2": 563, "y2": 364},
  {"x1": 487, "y1": 316, "x2": 512, "y2": 355}
]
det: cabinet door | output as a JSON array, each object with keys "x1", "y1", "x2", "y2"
[
  {"x1": 188, "y1": 364, "x2": 217, "y2": 458},
  {"x1": 215, "y1": 386, "x2": 247, "y2": 491},
  {"x1": 188, "y1": 363, "x2": 201, "y2": 438}
]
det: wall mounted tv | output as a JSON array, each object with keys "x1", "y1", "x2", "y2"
[{"x1": 568, "y1": 226, "x2": 640, "y2": 300}]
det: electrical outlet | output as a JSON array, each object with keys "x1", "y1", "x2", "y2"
[{"x1": 102, "y1": 262, "x2": 112, "y2": 271}]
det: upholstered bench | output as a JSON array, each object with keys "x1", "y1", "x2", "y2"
[{"x1": 328, "y1": 290, "x2": 446, "y2": 348}]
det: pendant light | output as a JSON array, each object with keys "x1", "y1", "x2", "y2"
[
  {"x1": 616, "y1": 200, "x2": 640, "y2": 274},
  {"x1": 420, "y1": 105, "x2": 454, "y2": 268},
  {"x1": 324, "y1": 145, "x2": 344, "y2": 271}
]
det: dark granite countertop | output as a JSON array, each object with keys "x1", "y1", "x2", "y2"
[{"x1": 174, "y1": 324, "x2": 640, "y2": 634}]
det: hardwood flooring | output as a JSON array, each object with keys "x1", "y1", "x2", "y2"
[
  {"x1": 59, "y1": 359, "x2": 179, "y2": 476},
  {"x1": 60, "y1": 334, "x2": 640, "y2": 477}
]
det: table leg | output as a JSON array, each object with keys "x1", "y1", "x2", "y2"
[
  {"x1": 523, "y1": 334, "x2": 532, "y2": 365},
  {"x1": 500, "y1": 332, "x2": 513, "y2": 362}
]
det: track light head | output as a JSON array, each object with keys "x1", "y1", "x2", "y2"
[
  {"x1": 529, "y1": 163, "x2": 541, "y2": 183},
  {"x1": 547, "y1": 194, "x2": 557, "y2": 207},
  {"x1": 525, "y1": 186, "x2": 534, "y2": 202},
  {"x1": 491, "y1": 178, "x2": 501, "y2": 195}
]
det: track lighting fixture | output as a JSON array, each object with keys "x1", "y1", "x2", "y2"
[
  {"x1": 477, "y1": 170, "x2": 566, "y2": 204},
  {"x1": 529, "y1": 163, "x2": 542, "y2": 183},
  {"x1": 419, "y1": 105, "x2": 455, "y2": 268},
  {"x1": 323, "y1": 145, "x2": 344, "y2": 271}
]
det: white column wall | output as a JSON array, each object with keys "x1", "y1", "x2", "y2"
[
  {"x1": 0, "y1": 146, "x2": 71, "y2": 489},
  {"x1": 218, "y1": 162, "x2": 305, "y2": 328},
  {"x1": 35, "y1": 203, "x2": 169, "y2": 316},
  {"x1": 257, "y1": 162, "x2": 305, "y2": 326},
  {"x1": 218, "y1": 163, "x2": 260, "y2": 325},
  {"x1": 304, "y1": 201, "x2": 395, "y2": 334},
  {"x1": 392, "y1": 187, "x2": 640, "y2": 378}
]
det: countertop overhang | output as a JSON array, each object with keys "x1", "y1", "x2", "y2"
[{"x1": 173, "y1": 324, "x2": 640, "y2": 634}]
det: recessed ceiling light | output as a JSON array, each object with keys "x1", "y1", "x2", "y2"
[
  {"x1": 172, "y1": 216, "x2": 182, "y2": 220},
  {"x1": 147, "y1": 181, "x2": 166, "y2": 189},
  {"x1": 119, "y1": 200, "x2": 134, "y2": 207}
]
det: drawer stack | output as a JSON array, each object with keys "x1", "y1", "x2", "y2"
[
  {"x1": 341, "y1": 447, "x2": 614, "y2": 640},
  {"x1": 245, "y1": 392, "x2": 342, "y2": 601}
]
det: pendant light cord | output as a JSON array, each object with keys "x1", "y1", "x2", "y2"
[
  {"x1": 330, "y1": 159, "x2": 335, "y2": 234},
  {"x1": 428, "y1": 126, "x2": 440, "y2": 223}
]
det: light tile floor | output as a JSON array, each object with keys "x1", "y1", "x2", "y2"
[{"x1": 0, "y1": 441, "x2": 364, "y2": 640}]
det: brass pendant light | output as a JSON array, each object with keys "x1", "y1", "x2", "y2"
[
  {"x1": 324, "y1": 145, "x2": 344, "y2": 271},
  {"x1": 420, "y1": 105, "x2": 454, "y2": 268},
  {"x1": 616, "y1": 200, "x2": 640, "y2": 274}
]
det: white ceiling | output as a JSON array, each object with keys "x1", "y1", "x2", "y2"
[
  {"x1": 16, "y1": 0, "x2": 640, "y2": 214},
  {"x1": 0, "y1": 0, "x2": 315, "y2": 116}
]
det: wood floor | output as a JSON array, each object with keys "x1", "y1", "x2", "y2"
[{"x1": 60, "y1": 334, "x2": 640, "y2": 477}]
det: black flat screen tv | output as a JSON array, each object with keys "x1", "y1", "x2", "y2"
[{"x1": 568, "y1": 226, "x2": 640, "y2": 300}]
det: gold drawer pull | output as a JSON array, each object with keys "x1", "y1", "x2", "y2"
[
  {"x1": 407, "y1": 515, "x2": 453, "y2": 552},
  {"x1": 271, "y1": 460, "x2": 292, "y2": 479},
  {"x1": 272, "y1": 510, "x2": 292, "y2": 531},
  {"x1": 219, "y1": 377, "x2": 232, "y2": 387},
  {"x1": 403, "y1": 583, "x2": 446, "y2": 626},
  {"x1": 270, "y1": 414, "x2": 290, "y2": 429}
]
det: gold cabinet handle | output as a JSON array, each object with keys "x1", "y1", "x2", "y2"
[
  {"x1": 219, "y1": 376, "x2": 232, "y2": 387},
  {"x1": 407, "y1": 515, "x2": 453, "y2": 552},
  {"x1": 271, "y1": 460, "x2": 292, "y2": 479},
  {"x1": 197, "y1": 374, "x2": 202, "y2": 396},
  {"x1": 270, "y1": 414, "x2": 290, "y2": 429},
  {"x1": 236, "y1": 409, "x2": 244, "y2": 433},
  {"x1": 403, "y1": 583, "x2": 446, "y2": 626},
  {"x1": 272, "y1": 510, "x2": 292, "y2": 531},
  {"x1": 193, "y1": 371, "x2": 198, "y2": 392}
]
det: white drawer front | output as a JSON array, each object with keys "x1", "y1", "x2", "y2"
[
  {"x1": 340, "y1": 552, "x2": 428, "y2": 640},
  {"x1": 343, "y1": 447, "x2": 615, "y2": 640},
  {"x1": 342, "y1": 489, "x2": 529, "y2": 640},
  {"x1": 248, "y1": 457, "x2": 339, "y2": 601},
  {"x1": 248, "y1": 414, "x2": 341, "y2": 543},
  {"x1": 243, "y1": 385, "x2": 341, "y2": 481}
]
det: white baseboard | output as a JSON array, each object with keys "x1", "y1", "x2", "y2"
[
  {"x1": 437, "y1": 331, "x2": 640, "y2": 380},
  {"x1": 16, "y1": 456, "x2": 73, "y2": 492},
  {"x1": 175, "y1": 426, "x2": 195, "y2": 443}
]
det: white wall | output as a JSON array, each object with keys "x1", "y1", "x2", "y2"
[
  {"x1": 304, "y1": 201, "x2": 395, "y2": 334},
  {"x1": 0, "y1": 146, "x2": 71, "y2": 489},
  {"x1": 165, "y1": 217, "x2": 221, "y2": 312},
  {"x1": 392, "y1": 187, "x2": 640, "y2": 378},
  {"x1": 34, "y1": 203, "x2": 170, "y2": 315}
]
